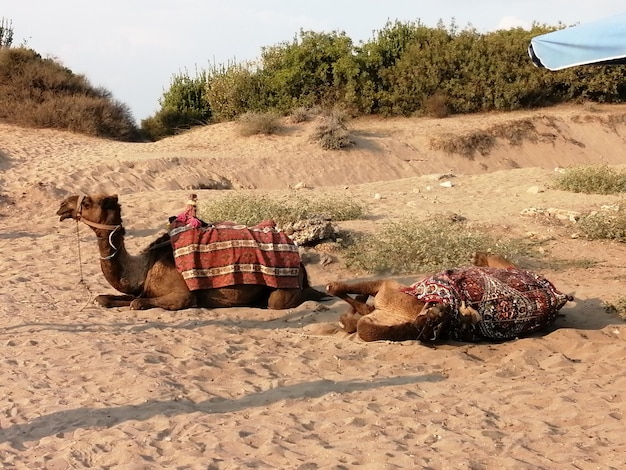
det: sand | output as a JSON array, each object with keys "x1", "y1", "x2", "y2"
[{"x1": 1, "y1": 104, "x2": 626, "y2": 469}]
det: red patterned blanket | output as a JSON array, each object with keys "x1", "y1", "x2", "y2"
[
  {"x1": 168, "y1": 221, "x2": 302, "y2": 291},
  {"x1": 401, "y1": 267, "x2": 571, "y2": 342}
]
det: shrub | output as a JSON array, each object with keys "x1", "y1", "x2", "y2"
[
  {"x1": 236, "y1": 111, "x2": 282, "y2": 136},
  {"x1": 430, "y1": 131, "x2": 495, "y2": 158},
  {"x1": 603, "y1": 297, "x2": 626, "y2": 321},
  {"x1": 199, "y1": 192, "x2": 365, "y2": 226},
  {"x1": 343, "y1": 218, "x2": 532, "y2": 274},
  {"x1": 141, "y1": 70, "x2": 210, "y2": 140},
  {"x1": 204, "y1": 61, "x2": 268, "y2": 122},
  {"x1": 0, "y1": 48, "x2": 140, "y2": 140},
  {"x1": 553, "y1": 165, "x2": 626, "y2": 194},
  {"x1": 422, "y1": 92, "x2": 450, "y2": 118},
  {"x1": 289, "y1": 106, "x2": 312, "y2": 123},
  {"x1": 577, "y1": 205, "x2": 626, "y2": 241},
  {"x1": 311, "y1": 109, "x2": 354, "y2": 150}
]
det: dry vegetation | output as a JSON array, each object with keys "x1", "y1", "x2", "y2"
[
  {"x1": 311, "y1": 109, "x2": 354, "y2": 150},
  {"x1": 552, "y1": 164, "x2": 626, "y2": 194},
  {"x1": 429, "y1": 118, "x2": 540, "y2": 158},
  {"x1": 199, "y1": 192, "x2": 365, "y2": 227},
  {"x1": 236, "y1": 111, "x2": 282, "y2": 136},
  {"x1": 342, "y1": 218, "x2": 535, "y2": 274},
  {"x1": 0, "y1": 48, "x2": 140, "y2": 141}
]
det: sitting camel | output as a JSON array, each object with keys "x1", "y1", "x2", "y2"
[
  {"x1": 326, "y1": 253, "x2": 572, "y2": 342},
  {"x1": 56, "y1": 193, "x2": 327, "y2": 310}
]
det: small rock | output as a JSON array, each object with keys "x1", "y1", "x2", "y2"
[
  {"x1": 373, "y1": 193, "x2": 383, "y2": 200},
  {"x1": 319, "y1": 254, "x2": 334, "y2": 266},
  {"x1": 527, "y1": 186, "x2": 544, "y2": 194},
  {"x1": 440, "y1": 181, "x2": 454, "y2": 188}
]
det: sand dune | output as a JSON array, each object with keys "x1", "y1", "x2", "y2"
[{"x1": 1, "y1": 104, "x2": 626, "y2": 468}]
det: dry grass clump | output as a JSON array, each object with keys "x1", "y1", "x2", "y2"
[
  {"x1": 430, "y1": 131, "x2": 495, "y2": 159},
  {"x1": 311, "y1": 110, "x2": 354, "y2": 150},
  {"x1": 429, "y1": 119, "x2": 539, "y2": 158},
  {"x1": 491, "y1": 119, "x2": 538, "y2": 146},
  {"x1": 553, "y1": 164, "x2": 626, "y2": 194},
  {"x1": 236, "y1": 111, "x2": 282, "y2": 136},
  {"x1": 343, "y1": 218, "x2": 533, "y2": 274},
  {"x1": 422, "y1": 92, "x2": 449, "y2": 118},
  {"x1": 603, "y1": 297, "x2": 626, "y2": 321},
  {"x1": 289, "y1": 106, "x2": 313, "y2": 123},
  {"x1": 577, "y1": 205, "x2": 626, "y2": 241},
  {"x1": 199, "y1": 192, "x2": 365, "y2": 226}
]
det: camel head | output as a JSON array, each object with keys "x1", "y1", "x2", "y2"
[{"x1": 57, "y1": 194, "x2": 122, "y2": 228}]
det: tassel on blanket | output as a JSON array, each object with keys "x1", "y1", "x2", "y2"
[{"x1": 169, "y1": 194, "x2": 208, "y2": 229}]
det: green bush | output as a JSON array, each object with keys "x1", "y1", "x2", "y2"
[
  {"x1": 344, "y1": 218, "x2": 532, "y2": 274},
  {"x1": 553, "y1": 165, "x2": 626, "y2": 194},
  {"x1": 199, "y1": 192, "x2": 365, "y2": 226},
  {"x1": 577, "y1": 205, "x2": 626, "y2": 241},
  {"x1": 141, "y1": 70, "x2": 210, "y2": 140},
  {"x1": 204, "y1": 61, "x2": 268, "y2": 122}
]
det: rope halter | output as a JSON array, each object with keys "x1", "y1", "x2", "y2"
[{"x1": 75, "y1": 194, "x2": 123, "y2": 260}]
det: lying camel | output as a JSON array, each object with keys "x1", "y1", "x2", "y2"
[
  {"x1": 56, "y1": 194, "x2": 327, "y2": 310},
  {"x1": 326, "y1": 253, "x2": 572, "y2": 342}
]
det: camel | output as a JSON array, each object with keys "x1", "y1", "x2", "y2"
[
  {"x1": 56, "y1": 194, "x2": 327, "y2": 310},
  {"x1": 326, "y1": 252, "x2": 573, "y2": 342}
]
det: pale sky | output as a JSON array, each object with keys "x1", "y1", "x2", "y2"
[{"x1": 4, "y1": 1, "x2": 626, "y2": 122}]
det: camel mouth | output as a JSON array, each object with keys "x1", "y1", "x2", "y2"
[{"x1": 56, "y1": 206, "x2": 77, "y2": 221}]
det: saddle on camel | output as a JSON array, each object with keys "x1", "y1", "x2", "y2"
[
  {"x1": 56, "y1": 193, "x2": 326, "y2": 311},
  {"x1": 326, "y1": 252, "x2": 572, "y2": 342}
]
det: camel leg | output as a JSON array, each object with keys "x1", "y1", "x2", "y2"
[
  {"x1": 129, "y1": 292, "x2": 196, "y2": 311},
  {"x1": 336, "y1": 294, "x2": 369, "y2": 332},
  {"x1": 326, "y1": 280, "x2": 385, "y2": 317},
  {"x1": 95, "y1": 294, "x2": 136, "y2": 308},
  {"x1": 472, "y1": 252, "x2": 517, "y2": 269},
  {"x1": 339, "y1": 311, "x2": 362, "y2": 333},
  {"x1": 356, "y1": 314, "x2": 420, "y2": 342},
  {"x1": 326, "y1": 280, "x2": 386, "y2": 298}
]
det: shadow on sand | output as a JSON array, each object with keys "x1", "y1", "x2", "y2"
[{"x1": 0, "y1": 374, "x2": 444, "y2": 449}]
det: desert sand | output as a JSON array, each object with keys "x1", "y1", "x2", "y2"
[{"x1": 1, "y1": 104, "x2": 626, "y2": 469}]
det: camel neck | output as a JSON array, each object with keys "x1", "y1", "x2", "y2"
[
  {"x1": 95, "y1": 225, "x2": 125, "y2": 261},
  {"x1": 95, "y1": 229, "x2": 143, "y2": 296}
]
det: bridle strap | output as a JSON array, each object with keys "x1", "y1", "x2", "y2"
[
  {"x1": 75, "y1": 194, "x2": 122, "y2": 231},
  {"x1": 74, "y1": 194, "x2": 123, "y2": 260}
]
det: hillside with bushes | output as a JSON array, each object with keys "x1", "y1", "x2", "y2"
[{"x1": 1, "y1": 18, "x2": 625, "y2": 141}]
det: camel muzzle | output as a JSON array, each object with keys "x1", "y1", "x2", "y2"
[{"x1": 57, "y1": 206, "x2": 77, "y2": 221}]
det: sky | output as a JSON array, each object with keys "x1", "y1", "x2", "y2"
[{"x1": 4, "y1": 1, "x2": 626, "y2": 123}]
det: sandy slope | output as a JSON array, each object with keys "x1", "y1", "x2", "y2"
[{"x1": 1, "y1": 104, "x2": 626, "y2": 469}]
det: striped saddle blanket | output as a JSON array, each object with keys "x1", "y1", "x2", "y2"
[
  {"x1": 168, "y1": 220, "x2": 302, "y2": 291},
  {"x1": 401, "y1": 267, "x2": 571, "y2": 342}
]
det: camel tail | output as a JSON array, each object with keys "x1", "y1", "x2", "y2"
[{"x1": 304, "y1": 286, "x2": 332, "y2": 302}]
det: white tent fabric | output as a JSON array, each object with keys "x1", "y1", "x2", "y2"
[{"x1": 529, "y1": 13, "x2": 626, "y2": 70}]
